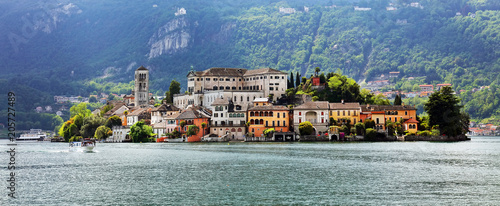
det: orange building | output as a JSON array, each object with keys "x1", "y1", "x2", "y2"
[
  {"x1": 175, "y1": 107, "x2": 211, "y2": 142},
  {"x1": 247, "y1": 98, "x2": 290, "y2": 137},
  {"x1": 404, "y1": 118, "x2": 418, "y2": 133},
  {"x1": 360, "y1": 104, "x2": 418, "y2": 131}
]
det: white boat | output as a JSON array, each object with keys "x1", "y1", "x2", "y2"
[
  {"x1": 17, "y1": 129, "x2": 46, "y2": 141},
  {"x1": 70, "y1": 139, "x2": 96, "y2": 152}
]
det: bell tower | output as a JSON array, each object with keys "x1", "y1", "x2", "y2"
[{"x1": 134, "y1": 66, "x2": 149, "y2": 107}]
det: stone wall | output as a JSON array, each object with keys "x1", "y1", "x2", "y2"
[{"x1": 404, "y1": 135, "x2": 470, "y2": 141}]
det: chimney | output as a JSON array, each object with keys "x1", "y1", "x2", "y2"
[{"x1": 341, "y1": 99, "x2": 344, "y2": 104}]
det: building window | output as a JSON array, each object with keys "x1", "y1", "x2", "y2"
[
  {"x1": 337, "y1": 111, "x2": 340, "y2": 116},
  {"x1": 343, "y1": 111, "x2": 345, "y2": 116},
  {"x1": 299, "y1": 112, "x2": 301, "y2": 115},
  {"x1": 283, "y1": 113, "x2": 285, "y2": 118},
  {"x1": 354, "y1": 111, "x2": 357, "y2": 116},
  {"x1": 277, "y1": 113, "x2": 280, "y2": 118},
  {"x1": 321, "y1": 112, "x2": 324, "y2": 115},
  {"x1": 277, "y1": 121, "x2": 280, "y2": 126},
  {"x1": 348, "y1": 111, "x2": 350, "y2": 116},
  {"x1": 405, "y1": 111, "x2": 408, "y2": 115},
  {"x1": 283, "y1": 121, "x2": 286, "y2": 126}
]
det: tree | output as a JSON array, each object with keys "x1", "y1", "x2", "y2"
[
  {"x1": 167, "y1": 80, "x2": 181, "y2": 103},
  {"x1": 80, "y1": 115, "x2": 106, "y2": 138},
  {"x1": 394, "y1": 94, "x2": 402, "y2": 105},
  {"x1": 364, "y1": 119, "x2": 375, "y2": 129},
  {"x1": 95, "y1": 126, "x2": 112, "y2": 140},
  {"x1": 315, "y1": 67, "x2": 320, "y2": 76},
  {"x1": 70, "y1": 103, "x2": 91, "y2": 118},
  {"x1": 130, "y1": 121, "x2": 153, "y2": 142},
  {"x1": 424, "y1": 86, "x2": 469, "y2": 137},
  {"x1": 299, "y1": 121, "x2": 314, "y2": 135},
  {"x1": 89, "y1": 96, "x2": 97, "y2": 103},
  {"x1": 186, "y1": 125, "x2": 200, "y2": 137},
  {"x1": 355, "y1": 122, "x2": 365, "y2": 135},
  {"x1": 289, "y1": 72, "x2": 294, "y2": 88},
  {"x1": 105, "y1": 115, "x2": 122, "y2": 128},
  {"x1": 295, "y1": 72, "x2": 300, "y2": 88},
  {"x1": 201, "y1": 122, "x2": 207, "y2": 137}
]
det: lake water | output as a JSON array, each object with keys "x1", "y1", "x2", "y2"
[{"x1": 1, "y1": 136, "x2": 500, "y2": 205}]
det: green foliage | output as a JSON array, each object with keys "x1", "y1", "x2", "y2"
[
  {"x1": 365, "y1": 128, "x2": 377, "y2": 140},
  {"x1": 263, "y1": 128, "x2": 275, "y2": 136},
  {"x1": 89, "y1": 96, "x2": 98, "y2": 103},
  {"x1": 100, "y1": 104, "x2": 114, "y2": 117},
  {"x1": 394, "y1": 94, "x2": 402, "y2": 105},
  {"x1": 425, "y1": 87, "x2": 469, "y2": 137},
  {"x1": 364, "y1": 119, "x2": 375, "y2": 129},
  {"x1": 355, "y1": 122, "x2": 365, "y2": 135},
  {"x1": 105, "y1": 115, "x2": 122, "y2": 128},
  {"x1": 130, "y1": 121, "x2": 153, "y2": 142},
  {"x1": 417, "y1": 130, "x2": 432, "y2": 136},
  {"x1": 299, "y1": 121, "x2": 314, "y2": 135},
  {"x1": 80, "y1": 115, "x2": 106, "y2": 138},
  {"x1": 186, "y1": 125, "x2": 200, "y2": 136},
  {"x1": 70, "y1": 103, "x2": 91, "y2": 118},
  {"x1": 94, "y1": 125, "x2": 112, "y2": 140},
  {"x1": 167, "y1": 80, "x2": 181, "y2": 103}
]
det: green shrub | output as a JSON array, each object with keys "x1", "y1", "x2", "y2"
[{"x1": 417, "y1": 130, "x2": 431, "y2": 136}]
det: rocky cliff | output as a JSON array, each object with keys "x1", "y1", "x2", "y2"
[{"x1": 148, "y1": 17, "x2": 193, "y2": 59}]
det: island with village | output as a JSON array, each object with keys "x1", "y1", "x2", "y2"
[{"x1": 39, "y1": 65, "x2": 478, "y2": 144}]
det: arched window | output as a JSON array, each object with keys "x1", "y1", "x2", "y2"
[
  {"x1": 213, "y1": 86, "x2": 217, "y2": 90},
  {"x1": 250, "y1": 111, "x2": 254, "y2": 117},
  {"x1": 237, "y1": 128, "x2": 242, "y2": 132},
  {"x1": 219, "y1": 86, "x2": 224, "y2": 90},
  {"x1": 251, "y1": 119, "x2": 255, "y2": 124},
  {"x1": 226, "y1": 86, "x2": 230, "y2": 90}
]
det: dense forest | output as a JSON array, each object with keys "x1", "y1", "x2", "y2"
[{"x1": 0, "y1": 0, "x2": 499, "y2": 130}]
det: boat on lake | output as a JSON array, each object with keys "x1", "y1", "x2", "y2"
[
  {"x1": 17, "y1": 129, "x2": 46, "y2": 141},
  {"x1": 70, "y1": 139, "x2": 96, "y2": 152}
]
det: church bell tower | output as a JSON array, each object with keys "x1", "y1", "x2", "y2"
[{"x1": 134, "y1": 66, "x2": 149, "y2": 107}]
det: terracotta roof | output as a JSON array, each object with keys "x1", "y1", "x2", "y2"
[
  {"x1": 164, "y1": 113, "x2": 181, "y2": 120},
  {"x1": 419, "y1": 85, "x2": 433, "y2": 87},
  {"x1": 248, "y1": 105, "x2": 289, "y2": 111},
  {"x1": 404, "y1": 118, "x2": 419, "y2": 123},
  {"x1": 244, "y1": 68, "x2": 286, "y2": 76},
  {"x1": 202, "y1": 68, "x2": 247, "y2": 77},
  {"x1": 129, "y1": 108, "x2": 147, "y2": 116},
  {"x1": 329, "y1": 102, "x2": 360, "y2": 110},
  {"x1": 136, "y1": 66, "x2": 148, "y2": 71},
  {"x1": 295, "y1": 101, "x2": 329, "y2": 110},
  {"x1": 176, "y1": 107, "x2": 211, "y2": 120},
  {"x1": 211, "y1": 98, "x2": 229, "y2": 106},
  {"x1": 151, "y1": 103, "x2": 180, "y2": 112},
  {"x1": 437, "y1": 83, "x2": 451, "y2": 86},
  {"x1": 361, "y1": 105, "x2": 416, "y2": 112}
]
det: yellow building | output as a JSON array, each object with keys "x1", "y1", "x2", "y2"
[
  {"x1": 328, "y1": 102, "x2": 361, "y2": 125},
  {"x1": 247, "y1": 98, "x2": 290, "y2": 137},
  {"x1": 360, "y1": 104, "x2": 418, "y2": 131}
]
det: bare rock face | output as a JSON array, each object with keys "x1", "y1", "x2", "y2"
[
  {"x1": 32, "y1": 2, "x2": 82, "y2": 34},
  {"x1": 148, "y1": 17, "x2": 192, "y2": 59}
]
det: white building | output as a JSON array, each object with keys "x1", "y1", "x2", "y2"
[
  {"x1": 175, "y1": 7, "x2": 186, "y2": 16},
  {"x1": 293, "y1": 101, "x2": 330, "y2": 135},
  {"x1": 174, "y1": 67, "x2": 288, "y2": 110}
]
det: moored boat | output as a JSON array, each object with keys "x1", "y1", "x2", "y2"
[{"x1": 17, "y1": 129, "x2": 46, "y2": 141}]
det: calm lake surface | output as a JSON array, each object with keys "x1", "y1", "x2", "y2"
[{"x1": 1, "y1": 136, "x2": 500, "y2": 205}]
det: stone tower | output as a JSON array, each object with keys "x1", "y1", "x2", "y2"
[{"x1": 134, "y1": 66, "x2": 149, "y2": 107}]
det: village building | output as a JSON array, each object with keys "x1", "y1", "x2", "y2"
[
  {"x1": 247, "y1": 98, "x2": 290, "y2": 137},
  {"x1": 329, "y1": 101, "x2": 361, "y2": 125},
  {"x1": 419, "y1": 84, "x2": 434, "y2": 92},
  {"x1": 436, "y1": 83, "x2": 452, "y2": 91},
  {"x1": 294, "y1": 101, "x2": 330, "y2": 135},
  {"x1": 360, "y1": 104, "x2": 418, "y2": 131},
  {"x1": 209, "y1": 98, "x2": 247, "y2": 140},
  {"x1": 174, "y1": 67, "x2": 288, "y2": 110},
  {"x1": 150, "y1": 103, "x2": 180, "y2": 125},
  {"x1": 175, "y1": 106, "x2": 211, "y2": 142}
]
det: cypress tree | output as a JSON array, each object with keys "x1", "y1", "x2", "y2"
[
  {"x1": 394, "y1": 94, "x2": 402, "y2": 105},
  {"x1": 289, "y1": 72, "x2": 294, "y2": 88},
  {"x1": 295, "y1": 72, "x2": 301, "y2": 87}
]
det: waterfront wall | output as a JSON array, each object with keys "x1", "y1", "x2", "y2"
[{"x1": 404, "y1": 135, "x2": 470, "y2": 141}]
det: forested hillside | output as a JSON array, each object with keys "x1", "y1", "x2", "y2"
[{"x1": 0, "y1": 0, "x2": 499, "y2": 129}]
